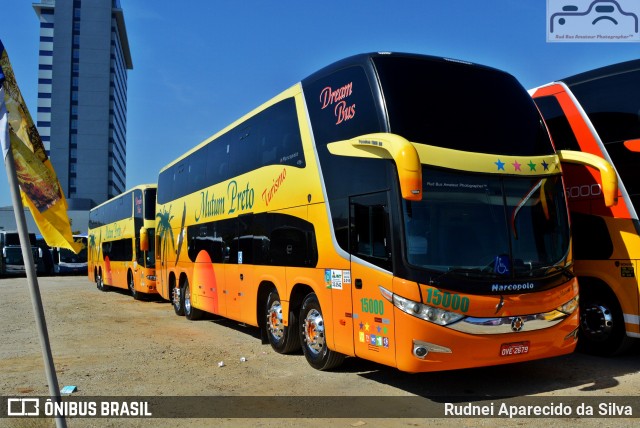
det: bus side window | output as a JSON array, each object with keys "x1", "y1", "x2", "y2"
[{"x1": 350, "y1": 193, "x2": 392, "y2": 271}]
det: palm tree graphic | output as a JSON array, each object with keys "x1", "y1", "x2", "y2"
[{"x1": 156, "y1": 206, "x2": 175, "y2": 269}]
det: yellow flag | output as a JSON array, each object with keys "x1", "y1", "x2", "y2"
[{"x1": 1, "y1": 40, "x2": 81, "y2": 253}]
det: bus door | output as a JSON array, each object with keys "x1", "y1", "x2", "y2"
[
  {"x1": 224, "y1": 214, "x2": 254, "y2": 323},
  {"x1": 349, "y1": 192, "x2": 396, "y2": 367}
]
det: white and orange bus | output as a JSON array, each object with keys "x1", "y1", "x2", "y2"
[
  {"x1": 531, "y1": 59, "x2": 640, "y2": 356},
  {"x1": 155, "y1": 52, "x2": 616, "y2": 372},
  {"x1": 88, "y1": 184, "x2": 157, "y2": 299}
]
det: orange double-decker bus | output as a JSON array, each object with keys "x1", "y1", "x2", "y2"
[
  {"x1": 88, "y1": 185, "x2": 157, "y2": 300},
  {"x1": 531, "y1": 59, "x2": 640, "y2": 356},
  {"x1": 155, "y1": 52, "x2": 615, "y2": 372}
]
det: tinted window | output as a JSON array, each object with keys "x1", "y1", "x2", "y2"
[
  {"x1": 157, "y1": 98, "x2": 305, "y2": 204},
  {"x1": 89, "y1": 191, "x2": 133, "y2": 228},
  {"x1": 373, "y1": 56, "x2": 553, "y2": 156},
  {"x1": 570, "y1": 213, "x2": 613, "y2": 260},
  {"x1": 304, "y1": 65, "x2": 382, "y2": 148},
  {"x1": 569, "y1": 69, "x2": 640, "y2": 145},
  {"x1": 303, "y1": 64, "x2": 391, "y2": 210},
  {"x1": 534, "y1": 95, "x2": 581, "y2": 151},
  {"x1": 186, "y1": 212, "x2": 318, "y2": 267},
  {"x1": 144, "y1": 188, "x2": 156, "y2": 220},
  {"x1": 102, "y1": 239, "x2": 133, "y2": 262}
]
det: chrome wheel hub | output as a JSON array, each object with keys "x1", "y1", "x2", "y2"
[
  {"x1": 303, "y1": 309, "x2": 325, "y2": 355},
  {"x1": 581, "y1": 303, "x2": 613, "y2": 340},
  {"x1": 267, "y1": 301, "x2": 284, "y2": 341}
]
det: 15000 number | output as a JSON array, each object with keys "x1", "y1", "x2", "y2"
[
  {"x1": 425, "y1": 289, "x2": 470, "y2": 313},
  {"x1": 360, "y1": 298, "x2": 384, "y2": 315}
]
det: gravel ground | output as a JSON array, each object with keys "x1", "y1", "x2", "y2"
[{"x1": 1, "y1": 276, "x2": 639, "y2": 427}]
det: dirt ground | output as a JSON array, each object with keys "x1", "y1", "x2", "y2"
[{"x1": 1, "y1": 276, "x2": 639, "y2": 428}]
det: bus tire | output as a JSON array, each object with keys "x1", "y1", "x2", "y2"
[
  {"x1": 184, "y1": 279, "x2": 203, "y2": 321},
  {"x1": 265, "y1": 288, "x2": 300, "y2": 354},
  {"x1": 96, "y1": 271, "x2": 109, "y2": 292},
  {"x1": 299, "y1": 292, "x2": 345, "y2": 371},
  {"x1": 578, "y1": 282, "x2": 635, "y2": 356},
  {"x1": 128, "y1": 272, "x2": 141, "y2": 300},
  {"x1": 172, "y1": 284, "x2": 185, "y2": 316}
]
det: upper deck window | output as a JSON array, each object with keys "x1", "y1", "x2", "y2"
[{"x1": 373, "y1": 56, "x2": 553, "y2": 156}]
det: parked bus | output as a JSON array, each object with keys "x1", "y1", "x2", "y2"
[
  {"x1": 88, "y1": 185, "x2": 157, "y2": 299},
  {"x1": 530, "y1": 59, "x2": 640, "y2": 356},
  {"x1": 0, "y1": 231, "x2": 41, "y2": 276},
  {"x1": 54, "y1": 235, "x2": 88, "y2": 275},
  {"x1": 156, "y1": 52, "x2": 616, "y2": 372}
]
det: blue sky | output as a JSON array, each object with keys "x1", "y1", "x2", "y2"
[{"x1": 1, "y1": 0, "x2": 638, "y2": 209}]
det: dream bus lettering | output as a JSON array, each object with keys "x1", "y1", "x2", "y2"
[{"x1": 320, "y1": 82, "x2": 356, "y2": 125}]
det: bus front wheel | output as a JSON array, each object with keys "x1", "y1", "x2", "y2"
[
  {"x1": 128, "y1": 272, "x2": 141, "y2": 300},
  {"x1": 265, "y1": 289, "x2": 300, "y2": 354},
  {"x1": 299, "y1": 293, "x2": 344, "y2": 370},
  {"x1": 579, "y1": 284, "x2": 635, "y2": 356}
]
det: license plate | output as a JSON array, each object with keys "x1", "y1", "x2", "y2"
[{"x1": 500, "y1": 341, "x2": 530, "y2": 357}]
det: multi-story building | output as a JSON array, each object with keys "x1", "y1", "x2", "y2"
[{"x1": 33, "y1": 0, "x2": 132, "y2": 207}]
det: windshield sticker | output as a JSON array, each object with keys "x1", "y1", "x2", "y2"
[
  {"x1": 319, "y1": 82, "x2": 356, "y2": 125},
  {"x1": 425, "y1": 181, "x2": 488, "y2": 191},
  {"x1": 494, "y1": 255, "x2": 511, "y2": 276}
]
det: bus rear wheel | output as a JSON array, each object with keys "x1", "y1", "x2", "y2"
[
  {"x1": 299, "y1": 293, "x2": 344, "y2": 370},
  {"x1": 579, "y1": 284, "x2": 635, "y2": 356},
  {"x1": 265, "y1": 289, "x2": 300, "y2": 354},
  {"x1": 96, "y1": 271, "x2": 109, "y2": 292},
  {"x1": 172, "y1": 284, "x2": 185, "y2": 316},
  {"x1": 184, "y1": 279, "x2": 203, "y2": 321}
]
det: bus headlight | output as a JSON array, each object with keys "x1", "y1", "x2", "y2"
[
  {"x1": 557, "y1": 295, "x2": 579, "y2": 315},
  {"x1": 379, "y1": 286, "x2": 465, "y2": 326}
]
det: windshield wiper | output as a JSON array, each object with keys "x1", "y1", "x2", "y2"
[{"x1": 510, "y1": 178, "x2": 543, "y2": 240}]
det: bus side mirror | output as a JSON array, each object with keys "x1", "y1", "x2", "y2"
[
  {"x1": 623, "y1": 139, "x2": 640, "y2": 152},
  {"x1": 140, "y1": 227, "x2": 149, "y2": 252},
  {"x1": 557, "y1": 150, "x2": 618, "y2": 207},
  {"x1": 327, "y1": 133, "x2": 422, "y2": 201}
]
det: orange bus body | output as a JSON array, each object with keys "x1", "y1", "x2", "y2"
[
  {"x1": 531, "y1": 59, "x2": 640, "y2": 355},
  {"x1": 152, "y1": 53, "x2": 611, "y2": 372}
]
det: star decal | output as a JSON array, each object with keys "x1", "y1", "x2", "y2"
[
  {"x1": 512, "y1": 161, "x2": 522, "y2": 172},
  {"x1": 528, "y1": 161, "x2": 536, "y2": 171},
  {"x1": 359, "y1": 321, "x2": 364, "y2": 330},
  {"x1": 495, "y1": 159, "x2": 505, "y2": 171},
  {"x1": 364, "y1": 322, "x2": 370, "y2": 332},
  {"x1": 541, "y1": 160, "x2": 549, "y2": 171}
]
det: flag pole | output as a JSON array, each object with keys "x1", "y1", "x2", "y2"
[{"x1": 4, "y1": 146, "x2": 67, "y2": 428}]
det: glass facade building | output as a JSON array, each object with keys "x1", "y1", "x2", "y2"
[{"x1": 33, "y1": 0, "x2": 132, "y2": 206}]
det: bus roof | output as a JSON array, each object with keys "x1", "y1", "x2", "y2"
[
  {"x1": 300, "y1": 52, "x2": 499, "y2": 86},
  {"x1": 561, "y1": 59, "x2": 640, "y2": 87},
  {"x1": 89, "y1": 184, "x2": 156, "y2": 212}
]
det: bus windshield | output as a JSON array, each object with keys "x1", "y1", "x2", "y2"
[
  {"x1": 59, "y1": 246, "x2": 87, "y2": 264},
  {"x1": 373, "y1": 56, "x2": 552, "y2": 156},
  {"x1": 403, "y1": 167, "x2": 570, "y2": 280}
]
